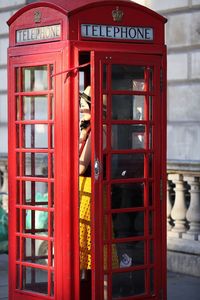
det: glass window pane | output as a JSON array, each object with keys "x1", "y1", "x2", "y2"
[
  {"x1": 111, "y1": 154, "x2": 144, "y2": 179},
  {"x1": 150, "y1": 240, "x2": 154, "y2": 263},
  {"x1": 112, "y1": 65, "x2": 145, "y2": 91},
  {"x1": 16, "y1": 96, "x2": 20, "y2": 120},
  {"x1": 15, "y1": 67, "x2": 20, "y2": 92},
  {"x1": 112, "y1": 270, "x2": 145, "y2": 297},
  {"x1": 22, "y1": 66, "x2": 48, "y2": 91},
  {"x1": 23, "y1": 181, "x2": 48, "y2": 206},
  {"x1": 103, "y1": 64, "x2": 107, "y2": 90},
  {"x1": 23, "y1": 96, "x2": 48, "y2": 120},
  {"x1": 112, "y1": 95, "x2": 145, "y2": 120},
  {"x1": 22, "y1": 266, "x2": 48, "y2": 294},
  {"x1": 24, "y1": 153, "x2": 48, "y2": 177},
  {"x1": 24, "y1": 124, "x2": 48, "y2": 149},
  {"x1": 24, "y1": 209, "x2": 48, "y2": 233},
  {"x1": 112, "y1": 125, "x2": 145, "y2": 150},
  {"x1": 112, "y1": 211, "x2": 144, "y2": 238},
  {"x1": 23, "y1": 238, "x2": 48, "y2": 265},
  {"x1": 112, "y1": 241, "x2": 144, "y2": 268},
  {"x1": 111, "y1": 183, "x2": 144, "y2": 209}
]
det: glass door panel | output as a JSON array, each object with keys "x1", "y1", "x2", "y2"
[
  {"x1": 14, "y1": 62, "x2": 55, "y2": 296},
  {"x1": 94, "y1": 53, "x2": 161, "y2": 300}
]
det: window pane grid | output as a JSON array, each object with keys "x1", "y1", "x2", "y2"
[{"x1": 14, "y1": 64, "x2": 55, "y2": 296}]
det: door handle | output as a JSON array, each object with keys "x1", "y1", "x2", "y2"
[{"x1": 94, "y1": 159, "x2": 100, "y2": 180}]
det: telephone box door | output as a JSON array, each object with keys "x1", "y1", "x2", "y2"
[{"x1": 89, "y1": 51, "x2": 165, "y2": 300}]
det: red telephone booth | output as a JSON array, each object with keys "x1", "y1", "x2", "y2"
[{"x1": 7, "y1": 1, "x2": 167, "y2": 299}]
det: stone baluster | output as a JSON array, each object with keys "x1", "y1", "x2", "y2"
[
  {"x1": 167, "y1": 178, "x2": 173, "y2": 231},
  {"x1": 183, "y1": 176, "x2": 200, "y2": 241},
  {"x1": 169, "y1": 174, "x2": 187, "y2": 237},
  {"x1": 0, "y1": 164, "x2": 8, "y2": 194}
]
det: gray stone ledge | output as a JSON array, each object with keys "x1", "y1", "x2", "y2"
[
  {"x1": 167, "y1": 250, "x2": 200, "y2": 277},
  {"x1": 167, "y1": 161, "x2": 200, "y2": 175},
  {"x1": 167, "y1": 237, "x2": 200, "y2": 255}
]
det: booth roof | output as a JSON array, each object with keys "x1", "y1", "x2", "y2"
[{"x1": 35, "y1": 0, "x2": 134, "y2": 12}]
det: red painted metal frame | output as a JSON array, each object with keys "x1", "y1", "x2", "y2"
[
  {"x1": 8, "y1": 1, "x2": 167, "y2": 300},
  {"x1": 90, "y1": 51, "x2": 164, "y2": 300}
]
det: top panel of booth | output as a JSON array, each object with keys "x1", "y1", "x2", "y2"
[{"x1": 7, "y1": 0, "x2": 167, "y2": 47}]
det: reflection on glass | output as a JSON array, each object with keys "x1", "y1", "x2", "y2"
[
  {"x1": 22, "y1": 266, "x2": 48, "y2": 294},
  {"x1": 15, "y1": 67, "x2": 20, "y2": 92},
  {"x1": 112, "y1": 241, "x2": 144, "y2": 268},
  {"x1": 24, "y1": 153, "x2": 48, "y2": 177},
  {"x1": 16, "y1": 97, "x2": 20, "y2": 120},
  {"x1": 16, "y1": 181, "x2": 20, "y2": 205},
  {"x1": 16, "y1": 264, "x2": 20, "y2": 289},
  {"x1": 111, "y1": 153, "x2": 144, "y2": 179},
  {"x1": 24, "y1": 209, "x2": 48, "y2": 232},
  {"x1": 150, "y1": 240, "x2": 154, "y2": 263},
  {"x1": 103, "y1": 94, "x2": 107, "y2": 120},
  {"x1": 23, "y1": 181, "x2": 48, "y2": 205},
  {"x1": 23, "y1": 238, "x2": 48, "y2": 265},
  {"x1": 24, "y1": 124, "x2": 48, "y2": 149},
  {"x1": 23, "y1": 66, "x2": 48, "y2": 91},
  {"x1": 50, "y1": 64, "x2": 54, "y2": 90},
  {"x1": 103, "y1": 64, "x2": 107, "y2": 90},
  {"x1": 149, "y1": 154, "x2": 153, "y2": 178},
  {"x1": 51, "y1": 272, "x2": 54, "y2": 296},
  {"x1": 50, "y1": 183, "x2": 54, "y2": 207},
  {"x1": 23, "y1": 96, "x2": 48, "y2": 120},
  {"x1": 149, "y1": 67, "x2": 153, "y2": 92},
  {"x1": 149, "y1": 96, "x2": 153, "y2": 120},
  {"x1": 50, "y1": 95, "x2": 54, "y2": 120},
  {"x1": 112, "y1": 125, "x2": 145, "y2": 150},
  {"x1": 150, "y1": 269, "x2": 154, "y2": 295},
  {"x1": 16, "y1": 125, "x2": 19, "y2": 148},
  {"x1": 112, "y1": 95, "x2": 145, "y2": 120},
  {"x1": 112, "y1": 65, "x2": 145, "y2": 91},
  {"x1": 149, "y1": 211, "x2": 153, "y2": 235},
  {"x1": 111, "y1": 183, "x2": 144, "y2": 209},
  {"x1": 149, "y1": 182, "x2": 153, "y2": 206},
  {"x1": 16, "y1": 152, "x2": 20, "y2": 176},
  {"x1": 112, "y1": 211, "x2": 144, "y2": 238},
  {"x1": 112, "y1": 270, "x2": 145, "y2": 297}
]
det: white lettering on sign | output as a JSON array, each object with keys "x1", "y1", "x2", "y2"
[
  {"x1": 81, "y1": 24, "x2": 153, "y2": 41},
  {"x1": 16, "y1": 24, "x2": 61, "y2": 43}
]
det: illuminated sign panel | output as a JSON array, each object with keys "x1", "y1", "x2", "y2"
[
  {"x1": 81, "y1": 24, "x2": 153, "y2": 41},
  {"x1": 16, "y1": 24, "x2": 61, "y2": 43}
]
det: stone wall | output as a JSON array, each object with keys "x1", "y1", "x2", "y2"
[
  {"x1": 135, "y1": 0, "x2": 200, "y2": 166},
  {"x1": 0, "y1": 0, "x2": 26, "y2": 154}
]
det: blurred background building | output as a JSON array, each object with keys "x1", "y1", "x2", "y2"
[{"x1": 0, "y1": 0, "x2": 200, "y2": 276}]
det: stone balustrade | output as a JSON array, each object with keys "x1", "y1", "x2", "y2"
[
  {"x1": 0, "y1": 159, "x2": 8, "y2": 213},
  {"x1": 167, "y1": 171, "x2": 200, "y2": 277},
  {"x1": 167, "y1": 173, "x2": 200, "y2": 241}
]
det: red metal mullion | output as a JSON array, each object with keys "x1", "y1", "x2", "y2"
[
  {"x1": 16, "y1": 205, "x2": 53, "y2": 212},
  {"x1": 15, "y1": 90, "x2": 51, "y2": 97},
  {"x1": 16, "y1": 261, "x2": 52, "y2": 271},
  {"x1": 16, "y1": 232, "x2": 53, "y2": 241},
  {"x1": 16, "y1": 149, "x2": 54, "y2": 154},
  {"x1": 15, "y1": 120, "x2": 53, "y2": 125},
  {"x1": 111, "y1": 90, "x2": 153, "y2": 96},
  {"x1": 18, "y1": 176, "x2": 53, "y2": 183},
  {"x1": 106, "y1": 61, "x2": 113, "y2": 300}
]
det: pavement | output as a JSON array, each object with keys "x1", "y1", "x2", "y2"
[{"x1": 1, "y1": 254, "x2": 200, "y2": 299}]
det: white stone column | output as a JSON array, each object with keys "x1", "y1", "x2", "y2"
[
  {"x1": 167, "y1": 178, "x2": 173, "y2": 231},
  {"x1": 169, "y1": 174, "x2": 187, "y2": 237},
  {"x1": 183, "y1": 176, "x2": 200, "y2": 241},
  {"x1": 0, "y1": 163, "x2": 8, "y2": 193}
]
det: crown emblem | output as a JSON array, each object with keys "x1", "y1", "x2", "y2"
[
  {"x1": 112, "y1": 6, "x2": 124, "y2": 22},
  {"x1": 34, "y1": 10, "x2": 42, "y2": 23}
]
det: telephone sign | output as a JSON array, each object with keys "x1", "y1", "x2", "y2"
[{"x1": 81, "y1": 24, "x2": 154, "y2": 41}]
